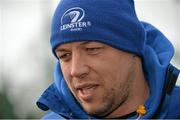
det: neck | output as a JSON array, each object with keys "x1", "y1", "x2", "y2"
[{"x1": 105, "y1": 56, "x2": 149, "y2": 118}]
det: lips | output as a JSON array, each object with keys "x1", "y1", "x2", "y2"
[
  {"x1": 75, "y1": 84, "x2": 99, "y2": 101},
  {"x1": 80, "y1": 86, "x2": 96, "y2": 94}
]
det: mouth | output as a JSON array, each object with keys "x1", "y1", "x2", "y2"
[{"x1": 75, "y1": 84, "x2": 99, "y2": 102}]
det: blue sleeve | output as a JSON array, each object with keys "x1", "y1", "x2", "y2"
[{"x1": 41, "y1": 112, "x2": 65, "y2": 119}]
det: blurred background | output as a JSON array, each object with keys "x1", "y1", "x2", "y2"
[{"x1": 0, "y1": 0, "x2": 180, "y2": 118}]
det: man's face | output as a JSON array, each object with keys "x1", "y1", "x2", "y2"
[{"x1": 55, "y1": 41, "x2": 136, "y2": 117}]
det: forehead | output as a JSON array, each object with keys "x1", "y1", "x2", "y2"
[
  {"x1": 56, "y1": 41, "x2": 107, "y2": 49},
  {"x1": 55, "y1": 41, "x2": 136, "y2": 61}
]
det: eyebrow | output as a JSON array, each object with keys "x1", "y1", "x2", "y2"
[
  {"x1": 55, "y1": 41, "x2": 92, "y2": 52},
  {"x1": 55, "y1": 48, "x2": 68, "y2": 53}
]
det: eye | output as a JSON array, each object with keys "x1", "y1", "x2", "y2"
[
  {"x1": 58, "y1": 53, "x2": 71, "y2": 62},
  {"x1": 86, "y1": 47, "x2": 103, "y2": 54}
]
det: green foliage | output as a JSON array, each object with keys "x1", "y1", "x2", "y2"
[{"x1": 0, "y1": 91, "x2": 16, "y2": 118}]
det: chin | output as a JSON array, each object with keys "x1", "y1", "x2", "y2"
[{"x1": 81, "y1": 103, "x2": 110, "y2": 117}]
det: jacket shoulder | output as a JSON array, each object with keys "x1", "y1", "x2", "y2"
[{"x1": 41, "y1": 112, "x2": 64, "y2": 119}]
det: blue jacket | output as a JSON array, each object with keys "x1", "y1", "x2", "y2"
[{"x1": 37, "y1": 22, "x2": 180, "y2": 119}]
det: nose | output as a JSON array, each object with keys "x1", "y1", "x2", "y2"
[{"x1": 70, "y1": 52, "x2": 90, "y2": 78}]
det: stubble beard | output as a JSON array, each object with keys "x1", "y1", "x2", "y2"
[
  {"x1": 80, "y1": 81, "x2": 131, "y2": 118},
  {"x1": 74, "y1": 61, "x2": 135, "y2": 118}
]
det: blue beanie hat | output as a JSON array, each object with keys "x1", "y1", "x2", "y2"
[{"x1": 50, "y1": 0, "x2": 145, "y2": 57}]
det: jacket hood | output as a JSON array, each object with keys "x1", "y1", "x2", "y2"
[
  {"x1": 37, "y1": 22, "x2": 174, "y2": 119},
  {"x1": 141, "y1": 22, "x2": 174, "y2": 118}
]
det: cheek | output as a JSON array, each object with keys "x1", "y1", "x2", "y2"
[
  {"x1": 61, "y1": 64, "x2": 72, "y2": 85},
  {"x1": 96, "y1": 59, "x2": 121, "y2": 77},
  {"x1": 96, "y1": 60, "x2": 129, "y2": 88}
]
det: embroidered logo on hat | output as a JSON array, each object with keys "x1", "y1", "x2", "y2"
[{"x1": 60, "y1": 7, "x2": 91, "y2": 31}]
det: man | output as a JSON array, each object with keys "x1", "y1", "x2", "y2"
[{"x1": 37, "y1": 0, "x2": 180, "y2": 119}]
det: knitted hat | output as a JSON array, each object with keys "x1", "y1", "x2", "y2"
[{"x1": 50, "y1": 0, "x2": 145, "y2": 57}]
